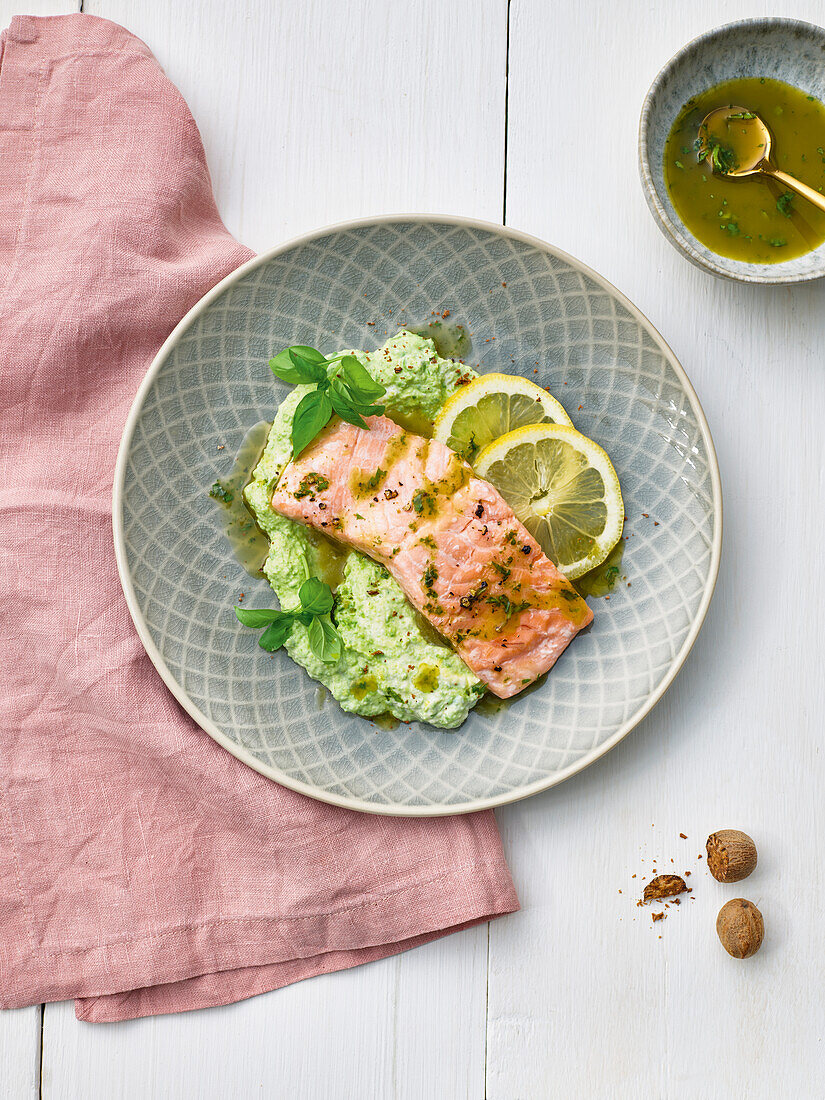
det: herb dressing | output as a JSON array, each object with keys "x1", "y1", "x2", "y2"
[
  {"x1": 212, "y1": 420, "x2": 272, "y2": 577},
  {"x1": 664, "y1": 77, "x2": 825, "y2": 262}
]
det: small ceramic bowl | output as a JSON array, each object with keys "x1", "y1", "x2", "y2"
[{"x1": 639, "y1": 17, "x2": 825, "y2": 284}]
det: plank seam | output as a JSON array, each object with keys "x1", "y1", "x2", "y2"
[
  {"x1": 37, "y1": 1004, "x2": 43, "y2": 1100},
  {"x1": 502, "y1": 0, "x2": 512, "y2": 225}
]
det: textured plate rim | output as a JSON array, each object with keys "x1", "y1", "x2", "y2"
[{"x1": 113, "y1": 213, "x2": 723, "y2": 817}]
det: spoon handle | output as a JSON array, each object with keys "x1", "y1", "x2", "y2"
[{"x1": 761, "y1": 165, "x2": 825, "y2": 215}]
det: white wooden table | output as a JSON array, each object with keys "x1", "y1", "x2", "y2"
[{"x1": 4, "y1": 1, "x2": 825, "y2": 1095}]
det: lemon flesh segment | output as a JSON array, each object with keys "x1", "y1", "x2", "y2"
[
  {"x1": 474, "y1": 424, "x2": 624, "y2": 579},
  {"x1": 433, "y1": 372, "x2": 572, "y2": 463}
]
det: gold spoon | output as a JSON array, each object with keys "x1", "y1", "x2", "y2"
[{"x1": 698, "y1": 105, "x2": 825, "y2": 214}]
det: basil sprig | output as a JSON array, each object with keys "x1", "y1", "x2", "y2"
[
  {"x1": 269, "y1": 346, "x2": 386, "y2": 458},
  {"x1": 235, "y1": 577, "x2": 342, "y2": 663}
]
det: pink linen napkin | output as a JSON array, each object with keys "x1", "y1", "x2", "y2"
[{"x1": 0, "y1": 13, "x2": 518, "y2": 1023}]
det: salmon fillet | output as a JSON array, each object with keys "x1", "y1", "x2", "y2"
[{"x1": 271, "y1": 416, "x2": 593, "y2": 698}]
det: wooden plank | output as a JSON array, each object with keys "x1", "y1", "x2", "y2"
[
  {"x1": 44, "y1": 927, "x2": 489, "y2": 1100},
  {"x1": 84, "y1": 0, "x2": 508, "y2": 251},
  {"x1": 492, "y1": 0, "x2": 825, "y2": 1096},
  {"x1": 1, "y1": 0, "x2": 77, "y2": 18},
  {"x1": 0, "y1": 1008, "x2": 40, "y2": 1100},
  {"x1": 40, "y1": 0, "x2": 506, "y2": 1096}
]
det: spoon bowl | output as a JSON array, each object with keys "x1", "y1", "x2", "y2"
[
  {"x1": 697, "y1": 105, "x2": 772, "y2": 175},
  {"x1": 697, "y1": 104, "x2": 825, "y2": 213}
]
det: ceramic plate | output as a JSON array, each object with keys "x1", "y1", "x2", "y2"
[{"x1": 113, "y1": 216, "x2": 721, "y2": 816}]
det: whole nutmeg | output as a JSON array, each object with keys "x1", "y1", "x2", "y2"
[
  {"x1": 716, "y1": 898, "x2": 764, "y2": 958},
  {"x1": 706, "y1": 829, "x2": 757, "y2": 882}
]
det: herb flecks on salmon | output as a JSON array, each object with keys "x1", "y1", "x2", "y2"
[
  {"x1": 293, "y1": 472, "x2": 330, "y2": 500},
  {"x1": 271, "y1": 415, "x2": 593, "y2": 698}
]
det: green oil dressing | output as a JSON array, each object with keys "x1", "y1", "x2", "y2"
[
  {"x1": 476, "y1": 673, "x2": 548, "y2": 717},
  {"x1": 466, "y1": 578, "x2": 591, "y2": 642},
  {"x1": 574, "y1": 540, "x2": 624, "y2": 599},
  {"x1": 413, "y1": 664, "x2": 440, "y2": 693},
  {"x1": 411, "y1": 605, "x2": 451, "y2": 649},
  {"x1": 372, "y1": 712, "x2": 401, "y2": 730},
  {"x1": 349, "y1": 431, "x2": 413, "y2": 500},
  {"x1": 349, "y1": 466, "x2": 390, "y2": 498},
  {"x1": 406, "y1": 319, "x2": 472, "y2": 360},
  {"x1": 303, "y1": 527, "x2": 351, "y2": 592},
  {"x1": 386, "y1": 407, "x2": 434, "y2": 438},
  {"x1": 459, "y1": 536, "x2": 592, "y2": 641},
  {"x1": 410, "y1": 442, "x2": 471, "y2": 522},
  {"x1": 664, "y1": 77, "x2": 825, "y2": 262},
  {"x1": 351, "y1": 674, "x2": 378, "y2": 701},
  {"x1": 475, "y1": 693, "x2": 508, "y2": 717},
  {"x1": 212, "y1": 420, "x2": 272, "y2": 576}
]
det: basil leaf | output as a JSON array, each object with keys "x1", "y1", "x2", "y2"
[
  {"x1": 235, "y1": 606, "x2": 287, "y2": 627},
  {"x1": 339, "y1": 355, "x2": 386, "y2": 401},
  {"x1": 259, "y1": 617, "x2": 295, "y2": 651},
  {"x1": 307, "y1": 616, "x2": 342, "y2": 664},
  {"x1": 330, "y1": 379, "x2": 369, "y2": 429},
  {"x1": 269, "y1": 345, "x2": 328, "y2": 384},
  {"x1": 298, "y1": 577, "x2": 334, "y2": 616},
  {"x1": 289, "y1": 349, "x2": 329, "y2": 381},
  {"x1": 291, "y1": 388, "x2": 333, "y2": 457},
  {"x1": 290, "y1": 345, "x2": 328, "y2": 364}
]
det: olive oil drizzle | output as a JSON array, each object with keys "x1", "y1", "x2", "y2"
[
  {"x1": 574, "y1": 539, "x2": 624, "y2": 598},
  {"x1": 349, "y1": 431, "x2": 413, "y2": 499},
  {"x1": 211, "y1": 421, "x2": 272, "y2": 577}
]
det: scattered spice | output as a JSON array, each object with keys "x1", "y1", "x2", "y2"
[
  {"x1": 642, "y1": 874, "x2": 688, "y2": 902},
  {"x1": 652, "y1": 911, "x2": 667, "y2": 923}
]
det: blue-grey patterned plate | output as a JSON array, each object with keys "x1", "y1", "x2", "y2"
[{"x1": 113, "y1": 216, "x2": 721, "y2": 815}]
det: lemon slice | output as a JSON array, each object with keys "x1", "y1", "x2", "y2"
[
  {"x1": 474, "y1": 424, "x2": 624, "y2": 579},
  {"x1": 433, "y1": 373, "x2": 572, "y2": 463}
]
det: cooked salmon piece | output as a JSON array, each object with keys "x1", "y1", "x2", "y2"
[{"x1": 271, "y1": 416, "x2": 593, "y2": 698}]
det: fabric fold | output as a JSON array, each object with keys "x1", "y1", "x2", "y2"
[{"x1": 0, "y1": 13, "x2": 517, "y2": 1022}]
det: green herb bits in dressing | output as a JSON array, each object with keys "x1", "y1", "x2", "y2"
[{"x1": 664, "y1": 77, "x2": 825, "y2": 263}]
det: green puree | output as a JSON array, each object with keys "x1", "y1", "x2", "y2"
[
  {"x1": 664, "y1": 77, "x2": 825, "y2": 263},
  {"x1": 244, "y1": 331, "x2": 485, "y2": 729}
]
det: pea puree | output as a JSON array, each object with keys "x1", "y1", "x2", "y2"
[{"x1": 243, "y1": 331, "x2": 485, "y2": 730}]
